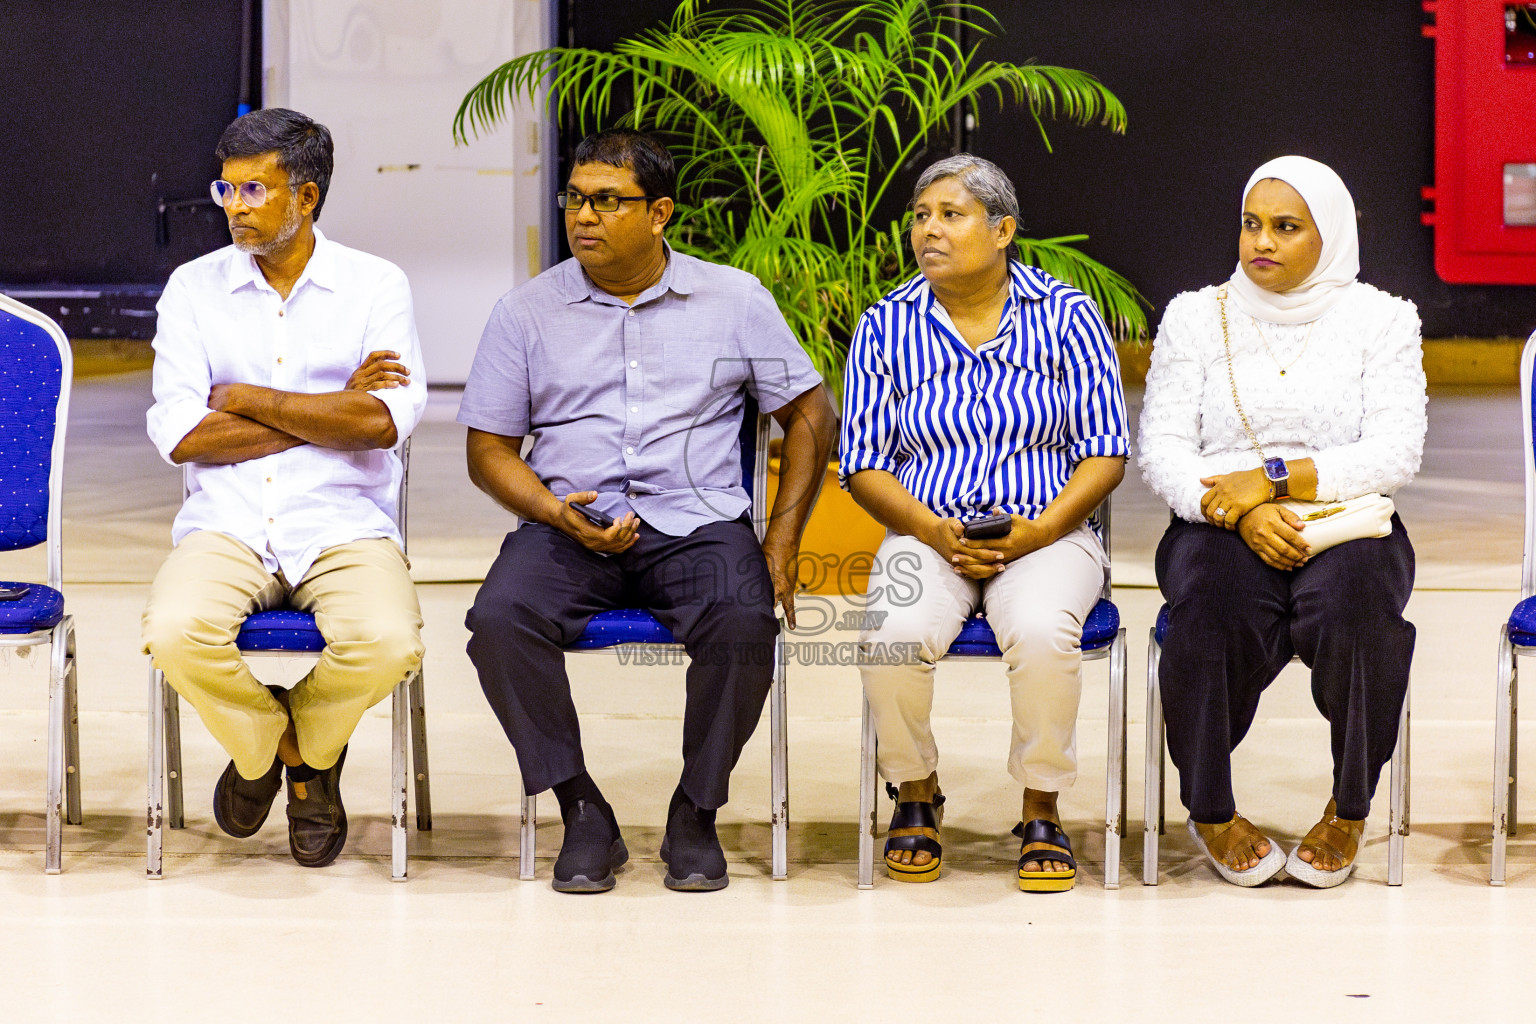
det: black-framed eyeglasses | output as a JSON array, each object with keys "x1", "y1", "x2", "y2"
[
  {"x1": 210, "y1": 179, "x2": 296, "y2": 209},
  {"x1": 556, "y1": 189, "x2": 661, "y2": 214}
]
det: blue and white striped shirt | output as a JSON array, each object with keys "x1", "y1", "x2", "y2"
[{"x1": 838, "y1": 262, "x2": 1128, "y2": 525}]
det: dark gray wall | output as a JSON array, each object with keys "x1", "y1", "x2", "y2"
[
  {"x1": 563, "y1": 0, "x2": 1536, "y2": 338},
  {"x1": 0, "y1": 0, "x2": 252, "y2": 286}
]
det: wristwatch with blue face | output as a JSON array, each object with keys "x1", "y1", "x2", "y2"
[{"x1": 1263, "y1": 457, "x2": 1290, "y2": 499}]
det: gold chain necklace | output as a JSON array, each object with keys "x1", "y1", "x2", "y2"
[{"x1": 1250, "y1": 316, "x2": 1314, "y2": 376}]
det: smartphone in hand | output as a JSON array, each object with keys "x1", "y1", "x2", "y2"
[
  {"x1": 962, "y1": 512, "x2": 1011, "y2": 540},
  {"x1": 574, "y1": 504, "x2": 614, "y2": 530}
]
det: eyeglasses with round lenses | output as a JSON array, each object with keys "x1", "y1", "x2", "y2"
[
  {"x1": 210, "y1": 179, "x2": 295, "y2": 209},
  {"x1": 556, "y1": 189, "x2": 661, "y2": 214}
]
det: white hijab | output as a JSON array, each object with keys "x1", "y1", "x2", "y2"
[{"x1": 1226, "y1": 155, "x2": 1359, "y2": 325}]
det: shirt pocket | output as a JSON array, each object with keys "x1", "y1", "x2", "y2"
[
  {"x1": 659, "y1": 337, "x2": 750, "y2": 416},
  {"x1": 305, "y1": 338, "x2": 363, "y2": 392}
]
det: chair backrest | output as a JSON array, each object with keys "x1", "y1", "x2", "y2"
[
  {"x1": 737, "y1": 395, "x2": 771, "y2": 544},
  {"x1": 1522, "y1": 329, "x2": 1536, "y2": 597},
  {"x1": 0, "y1": 295, "x2": 72, "y2": 591}
]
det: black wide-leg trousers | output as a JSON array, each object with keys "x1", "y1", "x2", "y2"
[
  {"x1": 465, "y1": 519, "x2": 779, "y2": 810},
  {"x1": 1154, "y1": 514, "x2": 1416, "y2": 823}
]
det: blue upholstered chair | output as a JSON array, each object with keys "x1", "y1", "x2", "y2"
[
  {"x1": 1492, "y1": 330, "x2": 1536, "y2": 885},
  {"x1": 147, "y1": 441, "x2": 431, "y2": 880},
  {"x1": 0, "y1": 295, "x2": 81, "y2": 874},
  {"x1": 856, "y1": 503, "x2": 1129, "y2": 889},
  {"x1": 517, "y1": 400, "x2": 790, "y2": 881},
  {"x1": 1144, "y1": 604, "x2": 1410, "y2": 886}
]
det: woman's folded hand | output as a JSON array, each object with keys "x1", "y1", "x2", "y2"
[
  {"x1": 1200, "y1": 468, "x2": 1273, "y2": 530},
  {"x1": 1236, "y1": 503, "x2": 1311, "y2": 570}
]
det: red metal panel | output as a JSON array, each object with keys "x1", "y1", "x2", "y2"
[{"x1": 1428, "y1": 1, "x2": 1536, "y2": 283}]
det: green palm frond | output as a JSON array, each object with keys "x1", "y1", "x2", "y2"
[{"x1": 455, "y1": 0, "x2": 1147, "y2": 392}]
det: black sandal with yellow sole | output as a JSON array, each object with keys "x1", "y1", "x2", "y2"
[
  {"x1": 1013, "y1": 818, "x2": 1076, "y2": 893},
  {"x1": 883, "y1": 783, "x2": 946, "y2": 883}
]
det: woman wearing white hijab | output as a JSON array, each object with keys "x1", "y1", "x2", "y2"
[{"x1": 1138, "y1": 156, "x2": 1427, "y2": 887}]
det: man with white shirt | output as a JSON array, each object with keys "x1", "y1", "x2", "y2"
[{"x1": 141, "y1": 108, "x2": 427, "y2": 868}]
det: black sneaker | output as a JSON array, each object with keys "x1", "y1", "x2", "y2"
[
  {"x1": 286, "y1": 747, "x2": 348, "y2": 868},
  {"x1": 660, "y1": 794, "x2": 728, "y2": 892},
  {"x1": 553, "y1": 799, "x2": 627, "y2": 893},
  {"x1": 212, "y1": 756, "x2": 284, "y2": 838}
]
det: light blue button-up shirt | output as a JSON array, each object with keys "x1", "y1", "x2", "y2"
[{"x1": 459, "y1": 248, "x2": 821, "y2": 537}]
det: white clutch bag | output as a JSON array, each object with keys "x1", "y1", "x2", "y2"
[{"x1": 1288, "y1": 494, "x2": 1395, "y2": 554}]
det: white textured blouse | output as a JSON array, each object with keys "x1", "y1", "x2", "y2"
[{"x1": 1137, "y1": 282, "x2": 1427, "y2": 523}]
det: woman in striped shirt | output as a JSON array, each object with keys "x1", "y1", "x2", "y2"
[{"x1": 840, "y1": 154, "x2": 1129, "y2": 892}]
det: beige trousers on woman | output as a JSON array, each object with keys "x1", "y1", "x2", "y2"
[
  {"x1": 142, "y1": 530, "x2": 423, "y2": 780},
  {"x1": 858, "y1": 524, "x2": 1107, "y2": 793}
]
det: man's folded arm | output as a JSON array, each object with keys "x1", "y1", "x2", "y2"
[
  {"x1": 204, "y1": 383, "x2": 399, "y2": 452},
  {"x1": 169, "y1": 412, "x2": 308, "y2": 465}
]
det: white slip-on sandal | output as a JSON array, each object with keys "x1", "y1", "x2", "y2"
[
  {"x1": 1285, "y1": 806, "x2": 1364, "y2": 889},
  {"x1": 1186, "y1": 816, "x2": 1286, "y2": 887}
]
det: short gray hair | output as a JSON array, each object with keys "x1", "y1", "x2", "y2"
[{"x1": 910, "y1": 154, "x2": 1021, "y2": 233}]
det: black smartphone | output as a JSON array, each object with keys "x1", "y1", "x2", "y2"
[
  {"x1": 0, "y1": 584, "x2": 30, "y2": 601},
  {"x1": 962, "y1": 512, "x2": 1011, "y2": 540},
  {"x1": 575, "y1": 504, "x2": 614, "y2": 530}
]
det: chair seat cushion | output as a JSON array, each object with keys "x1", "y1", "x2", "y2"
[
  {"x1": 571, "y1": 608, "x2": 677, "y2": 649},
  {"x1": 1509, "y1": 595, "x2": 1536, "y2": 647},
  {"x1": 236, "y1": 609, "x2": 326, "y2": 653},
  {"x1": 0, "y1": 581, "x2": 63, "y2": 634},
  {"x1": 945, "y1": 598, "x2": 1120, "y2": 658},
  {"x1": 1153, "y1": 604, "x2": 1170, "y2": 645}
]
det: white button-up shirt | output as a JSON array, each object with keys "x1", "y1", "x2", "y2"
[{"x1": 147, "y1": 228, "x2": 428, "y2": 582}]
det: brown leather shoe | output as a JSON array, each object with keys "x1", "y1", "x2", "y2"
[
  {"x1": 212, "y1": 756, "x2": 284, "y2": 838},
  {"x1": 285, "y1": 747, "x2": 348, "y2": 868}
]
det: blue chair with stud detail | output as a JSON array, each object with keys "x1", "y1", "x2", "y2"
[
  {"x1": 855, "y1": 502, "x2": 1128, "y2": 889},
  {"x1": 147, "y1": 440, "x2": 431, "y2": 880},
  {"x1": 516, "y1": 399, "x2": 789, "y2": 881},
  {"x1": 0, "y1": 294, "x2": 81, "y2": 874},
  {"x1": 1144, "y1": 604, "x2": 1409, "y2": 886},
  {"x1": 1492, "y1": 329, "x2": 1536, "y2": 885}
]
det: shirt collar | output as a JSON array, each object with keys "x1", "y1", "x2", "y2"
[
  {"x1": 894, "y1": 259, "x2": 1055, "y2": 315},
  {"x1": 560, "y1": 241, "x2": 692, "y2": 305},
  {"x1": 224, "y1": 226, "x2": 336, "y2": 295}
]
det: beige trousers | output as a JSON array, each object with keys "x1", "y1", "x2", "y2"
[
  {"x1": 858, "y1": 524, "x2": 1107, "y2": 792},
  {"x1": 142, "y1": 531, "x2": 423, "y2": 779}
]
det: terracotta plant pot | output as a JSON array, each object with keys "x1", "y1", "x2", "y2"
[{"x1": 764, "y1": 442, "x2": 886, "y2": 595}]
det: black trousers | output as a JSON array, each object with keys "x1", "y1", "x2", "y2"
[
  {"x1": 465, "y1": 519, "x2": 779, "y2": 810},
  {"x1": 1154, "y1": 515, "x2": 1416, "y2": 823}
]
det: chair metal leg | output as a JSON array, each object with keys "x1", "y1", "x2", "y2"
[
  {"x1": 770, "y1": 632, "x2": 789, "y2": 880},
  {"x1": 408, "y1": 669, "x2": 432, "y2": 831},
  {"x1": 1388, "y1": 683, "x2": 1409, "y2": 886},
  {"x1": 44, "y1": 621, "x2": 69, "y2": 874},
  {"x1": 147, "y1": 663, "x2": 165, "y2": 879},
  {"x1": 1494, "y1": 628, "x2": 1516, "y2": 885},
  {"x1": 164, "y1": 679, "x2": 185, "y2": 830},
  {"x1": 62, "y1": 618, "x2": 81, "y2": 825},
  {"x1": 1143, "y1": 629, "x2": 1164, "y2": 885},
  {"x1": 1512, "y1": 669, "x2": 1520, "y2": 839},
  {"x1": 1103, "y1": 629, "x2": 1127, "y2": 889},
  {"x1": 518, "y1": 781, "x2": 536, "y2": 881},
  {"x1": 857, "y1": 692, "x2": 877, "y2": 890},
  {"x1": 391, "y1": 680, "x2": 408, "y2": 881}
]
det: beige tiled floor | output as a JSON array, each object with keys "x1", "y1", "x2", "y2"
[{"x1": 1, "y1": 376, "x2": 1533, "y2": 1020}]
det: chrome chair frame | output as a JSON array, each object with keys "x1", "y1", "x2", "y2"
[
  {"x1": 516, "y1": 410, "x2": 789, "y2": 881},
  {"x1": 856, "y1": 502, "x2": 1128, "y2": 890},
  {"x1": 147, "y1": 439, "x2": 431, "y2": 880},
  {"x1": 0, "y1": 295, "x2": 81, "y2": 874},
  {"x1": 1144, "y1": 615, "x2": 1410, "y2": 886},
  {"x1": 1492, "y1": 329, "x2": 1536, "y2": 885}
]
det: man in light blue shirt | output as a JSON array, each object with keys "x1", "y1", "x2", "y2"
[{"x1": 459, "y1": 129, "x2": 837, "y2": 893}]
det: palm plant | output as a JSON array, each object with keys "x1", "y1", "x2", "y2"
[{"x1": 455, "y1": 0, "x2": 1147, "y2": 392}]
